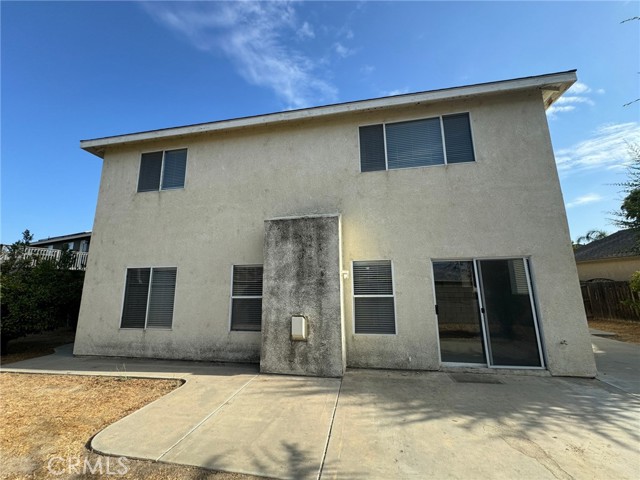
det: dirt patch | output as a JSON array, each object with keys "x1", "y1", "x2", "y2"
[
  {"x1": 589, "y1": 318, "x2": 640, "y2": 344},
  {"x1": 0, "y1": 373, "x2": 266, "y2": 479},
  {"x1": 1, "y1": 329, "x2": 76, "y2": 365}
]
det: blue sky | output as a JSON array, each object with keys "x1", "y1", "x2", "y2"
[{"x1": 2, "y1": 1, "x2": 639, "y2": 244}]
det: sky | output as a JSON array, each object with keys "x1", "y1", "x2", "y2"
[{"x1": 1, "y1": 1, "x2": 639, "y2": 245}]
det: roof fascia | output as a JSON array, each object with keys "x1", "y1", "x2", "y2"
[{"x1": 81, "y1": 70, "x2": 576, "y2": 158}]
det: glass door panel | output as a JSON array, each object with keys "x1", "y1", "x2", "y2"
[
  {"x1": 477, "y1": 259, "x2": 542, "y2": 367},
  {"x1": 433, "y1": 261, "x2": 486, "y2": 364}
]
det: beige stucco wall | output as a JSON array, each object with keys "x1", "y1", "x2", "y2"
[
  {"x1": 74, "y1": 89, "x2": 596, "y2": 377},
  {"x1": 577, "y1": 257, "x2": 640, "y2": 282}
]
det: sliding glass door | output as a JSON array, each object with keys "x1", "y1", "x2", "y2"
[
  {"x1": 433, "y1": 261, "x2": 486, "y2": 364},
  {"x1": 433, "y1": 258, "x2": 543, "y2": 368}
]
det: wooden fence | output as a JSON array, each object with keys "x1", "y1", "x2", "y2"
[{"x1": 581, "y1": 281, "x2": 640, "y2": 321}]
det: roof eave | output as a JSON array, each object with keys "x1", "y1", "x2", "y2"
[{"x1": 81, "y1": 70, "x2": 577, "y2": 159}]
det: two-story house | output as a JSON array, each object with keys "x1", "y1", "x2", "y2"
[{"x1": 74, "y1": 70, "x2": 596, "y2": 378}]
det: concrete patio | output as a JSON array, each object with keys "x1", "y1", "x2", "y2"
[{"x1": 1, "y1": 338, "x2": 639, "y2": 480}]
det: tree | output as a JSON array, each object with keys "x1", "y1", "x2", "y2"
[
  {"x1": 612, "y1": 143, "x2": 640, "y2": 231},
  {"x1": 573, "y1": 229, "x2": 608, "y2": 250},
  {"x1": 1, "y1": 230, "x2": 85, "y2": 354}
]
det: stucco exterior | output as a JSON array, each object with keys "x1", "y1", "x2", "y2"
[
  {"x1": 74, "y1": 72, "x2": 596, "y2": 377},
  {"x1": 576, "y1": 257, "x2": 640, "y2": 282}
]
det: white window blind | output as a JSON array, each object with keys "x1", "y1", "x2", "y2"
[
  {"x1": 231, "y1": 265, "x2": 263, "y2": 331},
  {"x1": 353, "y1": 260, "x2": 396, "y2": 334}
]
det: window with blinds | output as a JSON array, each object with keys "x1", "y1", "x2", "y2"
[
  {"x1": 137, "y1": 148, "x2": 187, "y2": 192},
  {"x1": 121, "y1": 267, "x2": 177, "y2": 329},
  {"x1": 353, "y1": 260, "x2": 396, "y2": 334},
  {"x1": 230, "y1": 265, "x2": 263, "y2": 331},
  {"x1": 359, "y1": 112, "x2": 474, "y2": 172}
]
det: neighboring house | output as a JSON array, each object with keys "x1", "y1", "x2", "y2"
[
  {"x1": 74, "y1": 70, "x2": 596, "y2": 378},
  {"x1": 575, "y1": 230, "x2": 640, "y2": 282},
  {"x1": 0, "y1": 231, "x2": 91, "y2": 271},
  {"x1": 31, "y1": 231, "x2": 92, "y2": 253}
]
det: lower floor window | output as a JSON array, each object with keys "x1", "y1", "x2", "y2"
[
  {"x1": 121, "y1": 267, "x2": 177, "y2": 329},
  {"x1": 353, "y1": 260, "x2": 396, "y2": 334},
  {"x1": 230, "y1": 265, "x2": 263, "y2": 331}
]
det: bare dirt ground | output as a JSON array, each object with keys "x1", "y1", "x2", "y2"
[
  {"x1": 0, "y1": 373, "x2": 265, "y2": 479},
  {"x1": 589, "y1": 318, "x2": 640, "y2": 344},
  {"x1": 1, "y1": 329, "x2": 76, "y2": 365}
]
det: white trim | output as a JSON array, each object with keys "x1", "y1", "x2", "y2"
[
  {"x1": 227, "y1": 264, "x2": 234, "y2": 332},
  {"x1": 382, "y1": 123, "x2": 389, "y2": 171},
  {"x1": 428, "y1": 262, "x2": 443, "y2": 364},
  {"x1": 81, "y1": 70, "x2": 576, "y2": 157},
  {"x1": 143, "y1": 268, "x2": 154, "y2": 329},
  {"x1": 467, "y1": 110, "x2": 478, "y2": 164},
  {"x1": 352, "y1": 260, "x2": 398, "y2": 336},
  {"x1": 158, "y1": 152, "x2": 166, "y2": 192},
  {"x1": 439, "y1": 116, "x2": 448, "y2": 165},
  {"x1": 474, "y1": 260, "x2": 493, "y2": 365},
  {"x1": 523, "y1": 258, "x2": 546, "y2": 369}
]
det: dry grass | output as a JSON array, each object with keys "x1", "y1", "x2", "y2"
[
  {"x1": 0, "y1": 374, "x2": 264, "y2": 479},
  {"x1": 589, "y1": 318, "x2": 640, "y2": 344},
  {"x1": 1, "y1": 329, "x2": 76, "y2": 365}
]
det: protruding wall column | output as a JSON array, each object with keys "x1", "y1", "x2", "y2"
[{"x1": 260, "y1": 214, "x2": 345, "y2": 377}]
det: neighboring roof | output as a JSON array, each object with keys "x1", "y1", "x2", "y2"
[
  {"x1": 575, "y1": 230, "x2": 640, "y2": 262},
  {"x1": 80, "y1": 70, "x2": 577, "y2": 158},
  {"x1": 31, "y1": 231, "x2": 92, "y2": 246}
]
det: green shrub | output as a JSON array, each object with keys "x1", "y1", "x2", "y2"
[{"x1": 1, "y1": 230, "x2": 85, "y2": 353}]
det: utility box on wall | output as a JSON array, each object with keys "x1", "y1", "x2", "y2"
[
  {"x1": 291, "y1": 316, "x2": 307, "y2": 341},
  {"x1": 260, "y1": 214, "x2": 345, "y2": 377}
]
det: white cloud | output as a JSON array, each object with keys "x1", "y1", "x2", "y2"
[
  {"x1": 555, "y1": 96, "x2": 594, "y2": 106},
  {"x1": 555, "y1": 122, "x2": 640, "y2": 174},
  {"x1": 297, "y1": 21, "x2": 314, "y2": 40},
  {"x1": 334, "y1": 42, "x2": 356, "y2": 58},
  {"x1": 567, "y1": 82, "x2": 591, "y2": 94},
  {"x1": 547, "y1": 81, "x2": 600, "y2": 119},
  {"x1": 547, "y1": 105, "x2": 576, "y2": 117},
  {"x1": 141, "y1": 1, "x2": 336, "y2": 109},
  {"x1": 565, "y1": 193, "x2": 603, "y2": 208},
  {"x1": 360, "y1": 64, "x2": 375, "y2": 75},
  {"x1": 384, "y1": 88, "x2": 410, "y2": 96}
]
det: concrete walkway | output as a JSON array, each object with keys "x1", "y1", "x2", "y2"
[
  {"x1": 591, "y1": 335, "x2": 640, "y2": 395},
  {"x1": 2, "y1": 340, "x2": 639, "y2": 480}
]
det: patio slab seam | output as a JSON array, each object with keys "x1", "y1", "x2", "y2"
[{"x1": 155, "y1": 374, "x2": 259, "y2": 462}]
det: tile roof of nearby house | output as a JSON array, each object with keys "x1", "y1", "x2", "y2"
[{"x1": 574, "y1": 229, "x2": 639, "y2": 262}]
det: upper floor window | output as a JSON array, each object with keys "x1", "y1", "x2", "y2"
[
  {"x1": 137, "y1": 148, "x2": 187, "y2": 192},
  {"x1": 359, "y1": 113, "x2": 474, "y2": 172}
]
